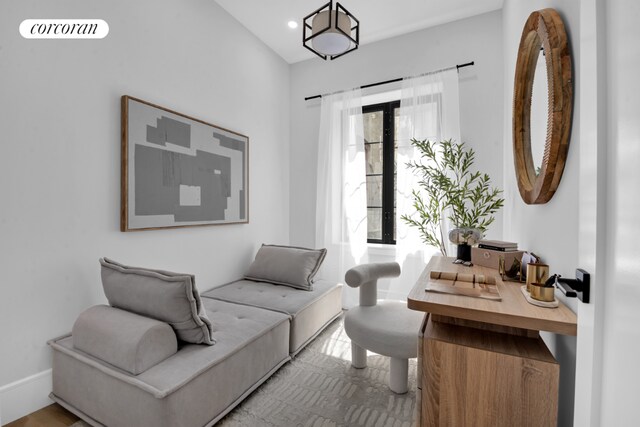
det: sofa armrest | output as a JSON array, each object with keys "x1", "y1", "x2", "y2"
[{"x1": 72, "y1": 305, "x2": 178, "y2": 375}]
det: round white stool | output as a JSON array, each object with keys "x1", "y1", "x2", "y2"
[{"x1": 343, "y1": 263, "x2": 424, "y2": 394}]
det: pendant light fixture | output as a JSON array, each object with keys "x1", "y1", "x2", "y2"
[{"x1": 303, "y1": 1, "x2": 359, "y2": 60}]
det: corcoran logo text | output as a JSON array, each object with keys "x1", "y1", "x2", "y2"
[{"x1": 19, "y1": 19, "x2": 109, "y2": 39}]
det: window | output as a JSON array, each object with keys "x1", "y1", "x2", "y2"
[{"x1": 363, "y1": 101, "x2": 399, "y2": 244}]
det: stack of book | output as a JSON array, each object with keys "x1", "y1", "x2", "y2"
[{"x1": 478, "y1": 240, "x2": 519, "y2": 252}]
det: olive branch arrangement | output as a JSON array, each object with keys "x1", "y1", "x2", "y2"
[{"x1": 401, "y1": 139, "x2": 504, "y2": 256}]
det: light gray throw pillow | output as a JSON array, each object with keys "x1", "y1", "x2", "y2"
[
  {"x1": 244, "y1": 244, "x2": 327, "y2": 291},
  {"x1": 100, "y1": 258, "x2": 215, "y2": 345}
]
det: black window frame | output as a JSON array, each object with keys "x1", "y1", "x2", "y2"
[{"x1": 364, "y1": 100, "x2": 400, "y2": 245}]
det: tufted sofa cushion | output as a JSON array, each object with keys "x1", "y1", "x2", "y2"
[{"x1": 202, "y1": 279, "x2": 342, "y2": 354}]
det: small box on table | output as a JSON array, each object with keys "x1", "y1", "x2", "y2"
[{"x1": 471, "y1": 247, "x2": 524, "y2": 270}]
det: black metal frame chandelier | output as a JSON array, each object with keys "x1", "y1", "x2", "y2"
[{"x1": 303, "y1": 1, "x2": 359, "y2": 60}]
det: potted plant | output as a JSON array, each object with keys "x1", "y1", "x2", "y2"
[{"x1": 401, "y1": 138, "x2": 504, "y2": 263}]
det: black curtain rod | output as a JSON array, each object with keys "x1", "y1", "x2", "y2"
[{"x1": 304, "y1": 61, "x2": 474, "y2": 101}]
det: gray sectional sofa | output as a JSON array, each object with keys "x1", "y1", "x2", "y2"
[{"x1": 48, "y1": 246, "x2": 342, "y2": 427}]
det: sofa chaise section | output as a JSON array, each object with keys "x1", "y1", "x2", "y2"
[
  {"x1": 202, "y1": 279, "x2": 343, "y2": 355},
  {"x1": 49, "y1": 298, "x2": 290, "y2": 427}
]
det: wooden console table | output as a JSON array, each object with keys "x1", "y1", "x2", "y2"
[{"x1": 408, "y1": 257, "x2": 577, "y2": 427}]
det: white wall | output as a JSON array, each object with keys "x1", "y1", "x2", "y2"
[
  {"x1": 502, "y1": 2, "x2": 581, "y2": 425},
  {"x1": 289, "y1": 11, "x2": 504, "y2": 248},
  {"x1": 502, "y1": 1, "x2": 582, "y2": 293},
  {"x1": 0, "y1": 0, "x2": 289, "y2": 422}
]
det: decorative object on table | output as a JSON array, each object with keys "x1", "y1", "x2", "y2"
[
  {"x1": 513, "y1": 9, "x2": 573, "y2": 204},
  {"x1": 529, "y1": 281, "x2": 555, "y2": 302},
  {"x1": 401, "y1": 139, "x2": 504, "y2": 260},
  {"x1": 499, "y1": 251, "x2": 540, "y2": 282},
  {"x1": 499, "y1": 255, "x2": 521, "y2": 279},
  {"x1": 525, "y1": 263, "x2": 549, "y2": 292},
  {"x1": 519, "y1": 252, "x2": 541, "y2": 280},
  {"x1": 425, "y1": 270, "x2": 501, "y2": 301},
  {"x1": 448, "y1": 227, "x2": 482, "y2": 265},
  {"x1": 121, "y1": 96, "x2": 249, "y2": 231},
  {"x1": 303, "y1": 1, "x2": 359, "y2": 60},
  {"x1": 520, "y1": 285, "x2": 559, "y2": 308}
]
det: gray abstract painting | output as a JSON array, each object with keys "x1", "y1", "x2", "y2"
[{"x1": 121, "y1": 96, "x2": 248, "y2": 231}]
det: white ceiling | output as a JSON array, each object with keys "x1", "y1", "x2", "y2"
[{"x1": 214, "y1": 0, "x2": 503, "y2": 64}]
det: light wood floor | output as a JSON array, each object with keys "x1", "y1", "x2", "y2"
[{"x1": 5, "y1": 404, "x2": 79, "y2": 427}]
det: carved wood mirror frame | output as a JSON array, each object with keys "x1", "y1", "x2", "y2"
[{"x1": 513, "y1": 8, "x2": 573, "y2": 204}]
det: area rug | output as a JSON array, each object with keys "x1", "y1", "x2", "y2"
[{"x1": 71, "y1": 317, "x2": 417, "y2": 427}]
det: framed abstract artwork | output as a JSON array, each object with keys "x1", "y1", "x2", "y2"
[{"x1": 121, "y1": 96, "x2": 249, "y2": 231}]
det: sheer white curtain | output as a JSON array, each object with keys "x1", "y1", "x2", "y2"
[
  {"x1": 316, "y1": 89, "x2": 368, "y2": 308},
  {"x1": 315, "y1": 71, "x2": 460, "y2": 306},
  {"x1": 387, "y1": 69, "x2": 461, "y2": 297}
]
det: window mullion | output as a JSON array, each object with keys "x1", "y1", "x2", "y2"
[{"x1": 382, "y1": 103, "x2": 394, "y2": 244}]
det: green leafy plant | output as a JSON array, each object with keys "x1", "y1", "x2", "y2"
[{"x1": 401, "y1": 138, "x2": 504, "y2": 256}]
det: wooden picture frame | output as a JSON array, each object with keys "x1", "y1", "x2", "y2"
[
  {"x1": 121, "y1": 96, "x2": 249, "y2": 231},
  {"x1": 512, "y1": 9, "x2": 573, "y2": 204}
]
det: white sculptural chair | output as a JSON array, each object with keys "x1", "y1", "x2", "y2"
[{"x1": 343, "y1": 262, "x2": 424, "y2": 394}]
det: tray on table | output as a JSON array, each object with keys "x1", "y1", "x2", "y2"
[{"x1": 425, "y1": 270, "x2": 502, "y2": 301}]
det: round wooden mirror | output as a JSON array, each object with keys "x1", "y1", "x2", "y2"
[{"x1": 513, "y1": 8, "x2": 573, "y2": 204}]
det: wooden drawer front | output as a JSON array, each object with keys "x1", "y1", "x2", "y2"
[{"x1": 421, "y1": 319, "x2": 559, "y2": 427}]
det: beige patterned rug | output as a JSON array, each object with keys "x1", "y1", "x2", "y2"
[{"x1": 71, "y1": 317, "x2": 417, "y2": 427}]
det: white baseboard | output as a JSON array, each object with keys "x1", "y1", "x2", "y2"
[{"x1": 0, "y1": 369, "x2": 53, "y2": 426}]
